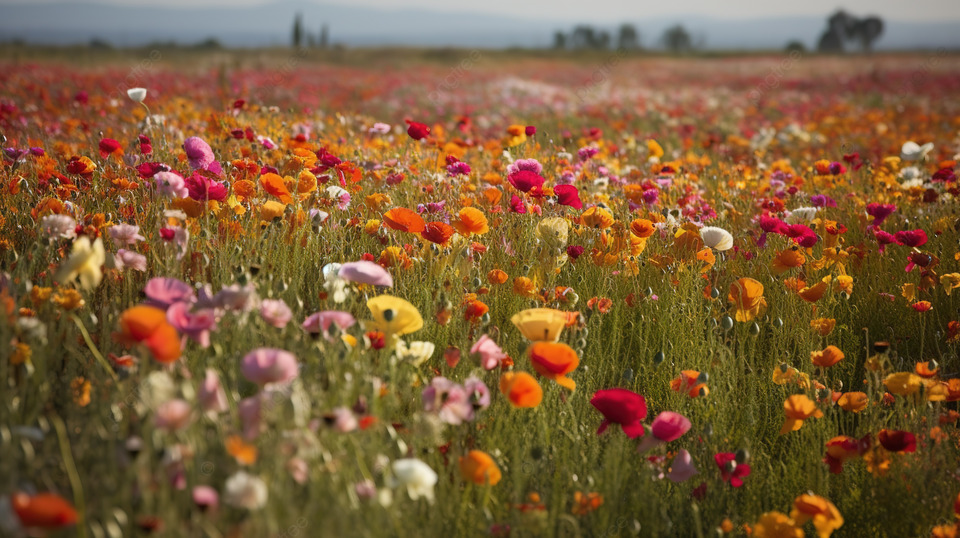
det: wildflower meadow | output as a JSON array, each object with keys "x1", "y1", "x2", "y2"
[{"x1": 2, "y1": 50, "x2": 960, "y2": 537}]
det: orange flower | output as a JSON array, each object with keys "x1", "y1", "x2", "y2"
[
  {"x1": 232, "y1": 179, "x2": 257, "y2": 201},
  {"x1": 259, "y1": 172, "x2": 293, "y2": 204},
  {"x1": 771, "y1": 247, "x2": 806, "y2": 274},
  {"x1": 420, "y1": 221, "x2": 455, "y2": 245},
  {"x1": 459, "y1": 450, "x2": 502, "y2": 486},
  {"x1": 798, "y1": 276, "x2": 831, "y2": 302},
  {"x1": 833, "y1": 275, "x2": 853, "y2": 296},
  {"x1": 581, "y1": 206, "x2": 614, "y2": 229},
  {"x1": 513, "y1": 276, "x2": 537, "y2": 298},
  {"x1": 464, "y1": 297, "x2": 489, "y2": 322},
  {"x1": 528, "y1": 342, "x2": 579, "y2": 391},
  {"x1": 226, "y1": 434, "x2": 258, "y2": 465},
  {"x1": 117, "y1": 305, "x2": 181, "y2": 363},
  {"x1": 728, "y1": 278, "x2": 767, "y2": 321},
  {"x1": 487, "y1": 269, "x2": 508, "y2": 285},
  {"x1": 11, "y1": 492, "x2": 77, "y2": 528},
  {"x1": 572, "y1": 491, "x2": 603, "y2": 515},
  {"x1": 790, "y1": 494, "x2": 843, "y2": 538},
  {"x1": 499, "y1": 372, "x2": 542, "y2": 407},
  {"x1": 670, "y1": 370, "x2": 709, "y2": 398},
  {"x1": 915, "y1": 360, "x2": 939, "y2": 378},
  {"x1": 453, "y1": 207, "x2": 489, "y2": 235},
  {"x1": 629, "y1": 218, "x2": 656, "y2": 238},
  {"x1": 837, "y1": 392, "x2": 868, "y2": 412},
  {"x1": 780, "y1": 394, "x2": 823, "y2": 434},
  {"x1": 811, "y1": 345, "x2": 844, "y2": 368},
  {"x1": 382, "y1": 207, "x2": 426, "y2": 233},
  {"x1": 809, "y1": 318, "x2": 836, "y2": 337}
]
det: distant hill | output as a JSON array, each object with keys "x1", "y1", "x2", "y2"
[{"x1": 0, "y1": 0, "x2": 958, "y2": 50}]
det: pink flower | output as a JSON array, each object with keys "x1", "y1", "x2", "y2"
[
  {"x1": 866, "y1": 203, "x2": 896, "y2": 227},
  {"x1": 192, "y1": 486, "x2": 219, "y2": 511},
  {"x1": 590, "y1": 388, "x2": 647, "y2": 438},
  {"x1": 506, "y1": 158, "x2": 543, "y2": 176},
  {"x1": 185, "y1": 172, "x2": 228, "y2": 202},
  {"x1": 874, "y1": 229, "x2": 896, "y2": 253},
  {"x1": 651, "y1": 411, "x2": 691, "y2": 442},
  {"x1": 330, "y1": 407, "x2": 358, "y2": 433},
  {"x1": 238, "y1": 396, "x2": 262, "y2": 440},
  {"x1": 108, "y1": 223, "x2": 145, "y2": 246},
  {"x1": 241, "y1": 348, "x2": 299, "y2": 386},
  {"x1": 155, "y1": 399, "x2": 192, "y2": 432},
  {"x1": 259, "y1": 299, "x2": 292, "y2": 329},
  {"x1": 507, "y1": 170, "x2": 545, "y2": 193},
  {"x1": 302, "y1": 310, "x2": 356, "y2": 341},
  {"x1": 154, "y1": 171, "x2": 189, "y2": 199},
  {"x1": 667, "y1": 450, "x2": 698, "y2": 483},
  {"x1": 144, "y1": 277, "x2": 195, "y2": 310},
  {"x1": 715, "y1": 452, "x2": 750, "y2": 487},
  {"x1": 183, "y1": 136, "x2": 221, "y2": 174},
  {"x1": 554, "y1": 184, "x2": 583, "y2": 209},
  {"x1": 115, "y1": 249, "x2": 147, "y2": 272},
  {"x1": 167, "y1": 301, "x2": 217, "y2": 348},
  {"x1": 198, "y1": 369, "x2": 228, "y2": 414},
  {"x1": 338, "y1": 260, "x2": 393, "y2": 287},
  {"x1": 470, "y1": 334, "x2": 507, "y2": 370},
  {"x1": 422, "y1": 376, "x2": 473, "y2": 425},
  {"x1": 895, "y1": 229, "x2": 928, "y2": 247}
]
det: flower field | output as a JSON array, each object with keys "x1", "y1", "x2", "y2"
[{"x1": 2, "y1": 50, "x2": 960, "y2": 537}]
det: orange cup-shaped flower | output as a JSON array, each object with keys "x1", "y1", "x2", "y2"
[
  {"x1": 452, "y1": 207, "x2": 489, "y2": 235},
  {"x1": 780, "y1": 394, "x2": 823, "y2": 434},
  {"x1": 837, "y1": 392, "x2": 868, "y2": 412},
  {"x1": 511, "y1": 308, "x2": 570, "y2": 342},
  {"x1": 11, "y1": 492, "x2": 78, "y2": 529},
  {"x1": 459, "y1": 450, "x2": 502, "y2": 486},
  {"x1": 728, "y1": 278, "x2": 767, "y2": 321},
  {"x1": 884, "y1": 372, "x2": 922, "y2": 396},
  {"x1": 499, "y1": 371, "x2": 543, "y2": 408},
  {"x1": 383, "y1": 207, "x2": 426, "y2": 233},
  {"x1": 811, "y1": 345, "x2": 844, "y2": 368},
  {"x1": 118, "y1": 305, "x2": 181, "y2": 363},
  {"x1": 670, "y1": 370, "x2": 709, "y2": 398},
  {"x1": 528, "y1": 342, "x2": 579, "y2": 391},
  {"x1": 791, "y1": 494, "x2": 843, "y2": 538}
]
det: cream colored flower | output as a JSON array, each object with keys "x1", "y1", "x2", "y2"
[{"x1": 54, "y1": 236, "x2": 105, "y2": 291}]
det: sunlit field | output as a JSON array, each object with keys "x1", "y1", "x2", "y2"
[{"x1": 2, "y1": 49, "x2": 960, "y2": 537}]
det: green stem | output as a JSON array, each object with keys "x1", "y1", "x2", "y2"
[
  {"x1": 52, "y1": 414, "x2": 87, "y2": 538},
  {"x1": 70, "y1": 314, "x2": 119, "y2": 383}
]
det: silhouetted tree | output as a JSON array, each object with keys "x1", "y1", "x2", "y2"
[
  {"x1": 661, "y1": 24, "x2": 692, "y2": 53},
  {"x1": 785, "y1": 41, "x2": 806, "y2": 53},
  {"x1": 817, "y1": 10, "x2": 884, "y2": 53},
  {"x1": 617, "y1": 23, "x2": 640, "y2": 50},
  {"x1": 320, "y1": 24, "x2": 329, "y2": 49},
  {"x1": 853, "y1": 16, "x2": 884, "y2": 52},
  {"x1": 570, "y1": 25, "x2": 599, "y2": 50},
  {"x1": 292, "y1": 12, "x2": 303, "y2": 49},
  {"x1": 553, "y1": 31, "x2": 567, "y2": 50},
  {"x1": 597, "y1": 31, "x2": 611, "y2": 50}
]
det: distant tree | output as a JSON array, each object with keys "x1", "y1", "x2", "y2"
[
  {"x1": 292, "y1": 12, "x2": 303, "y2": 49},
  {"x1": 597, "y1": 31, "x2": 611, "y2": 50},
  {"x1": 553, "y1": 31, "x2": 567, "y2": 50},
  {"x1": 853, "y1": 16, "x2": 884, "y2": 52},
  {"x1": 88, "y1": 38, "x2": 113, "y2": 50},
  {"x1": 320, "y1": 24, "x2": 329, "y2": 49},
  {"x1": 617, "y1": 23, "x2": 640, "y2": 50},
  {"x1": 307, "y1": 33, "x2": 316, "y2": 48},
  {"x1": 661, "y1": 24, "x2": 692, "y2": 53},
  {"x1": 785, "y1": 41, "x2": 806, "y2": 53},
  {"x1": 570, "y1": 25, "x2": 598, "y2": 50}
]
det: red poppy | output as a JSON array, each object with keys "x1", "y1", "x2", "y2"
[
  {"x1": 554, "y1": 185, "x2": 583, "y2": 209},
  {"x1": 895, "y1": 229, "x2": 928, "y2": 247},
  {"x1": 507, "y1": 170, "x2": 545, "y2": 193},
  {"x1": 878, "y1": 429, "x2": 916, "y2": 453},
  {"x1": 421, "y1": 221, "x2": 455, "y2": 245},
  {"x1": 98, "y1": 137, "x2": 122, "y2": 158},
  {"x1": 405, "y1": 120, "x2": 430, "y2": 141},
  {"x1": 590, "y1": 388, "x2": 647, "y2": 438},
  {"x1": 11, "y1": 492, "x2": 78, "y2": 528},
  {"x1": 714, "y1": 452, "x2": 750, "y2": 487}
]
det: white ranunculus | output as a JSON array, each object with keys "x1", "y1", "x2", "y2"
[
  {"x1": 901, "y1": 141, "x2": 934, "y2": 161},
  {"x1": 127, "y1": 87, "x2": 147, "y2": 103},
  {"x1": 786, "y1": 206, "x2": 819, "y2": 224},
  {"x1": 223, "y1": 471, "x2": 268, "y2": 510},
  {"x1": 394, "y1": 340, "x2": 436, "y2": 367},
  {"x1": 390, "y1": 458, "x2": 437, "y2": 503},
  {"x1": 699, "y1": 226, "x2": 733, "y2": 251}
]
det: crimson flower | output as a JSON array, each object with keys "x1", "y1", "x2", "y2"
[
  {"x1": 590, "y1": 388, "x2": 647, "y2": 438},
  {"x1": 714, "y1": 452, "x2": 750, "y2": 487},
  {"x1": 405, "y1": 120, "x2": 430, "y2": 141},
  {"x1": 878, "y1": 429, "x2": 916, "y2": 453}
]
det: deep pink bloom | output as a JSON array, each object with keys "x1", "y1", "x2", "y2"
[
  {"x1": 185, "y1": 172, "x2": 228, "y2": 202},
  {"x1": 525, "y1": 126, "x2": 536, "y2": 136},
  {"x1": 137, "y1": 162, "x2": 170, "y2": 178},
  {"x1": 566, "y1": 245, "x2": 584, "y2": 260},
  {"x1": 509, "y1": 194, "x2": 526, "y2": 213},
  {"x1": 507, "y1": 170, "x2": 545, "y2": 193},
  {"x1": 241, "y1": 348, "x2": 299, "y2": 386},
  {"x1": 554, "y1": 184, "x2": 583, "y2": 209},
  {"x1": 895, "y1": 229, "x2": 927, "y2": 248},
  {"x1": 590, "y1": 388, "x2": 647, "y2": 438},
  {"x1": 138, "y1": 134, "x2": 152, "y2": 155},
  {"x1": 650, "y1": 411, "x2": 691, "y2": 442},
  {"x1": 874, "y1": 229, "x2": 895, "y2": 253},
  {"x1": 787, "y1": 224, "x2": 818, "y2": 248},
  {"x1": 183, "y1": 136, "x2": 220, "y2": 173},
  {"x1": 714, "y1": 452, "x2": 750, "y2": 487},
  {"x1": 470, "y1": 334, "x2": 507, "y2": 370},
  {"x1": 865, "y1": 203, "x2": 896, "y2": 227}
]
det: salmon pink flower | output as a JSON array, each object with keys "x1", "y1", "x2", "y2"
[
  {"x1": 590, "y1": 388, "x2": 647, "y2": 438},
  {"x1": 471, "y1": 334, "x2": 507, "y2": 370},
  {"x1": 241, "y1": 348, "x2": 299, "y2": 386}
]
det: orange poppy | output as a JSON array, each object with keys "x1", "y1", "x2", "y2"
[
  {"x1": 915, "y1": 360, "x2": 939, "y2": 378},
  {"x1": 811, "y1": 345, "x2": 844, "y2": 368},
  {"x1": 837, "y1": 392, "x2": 868, "y2": 412},
  {"x1": 420, "y1": 221, "x2": 455, "y2": 245},
  {"x1": 459, "y1": 450, "x2": 502, "y2": 485},
  {"x1": 259, "y1": 172, "x2": 293, "y2": 204},
  {"x1": 728, "y1": 278, "x2": 767, "y2": 322},
  {"x1": 11, "y1": 492, "x2": 78, "y2": 528},
  {"x1": 629, "y1": 218, "x2": 656, "y2": 238},
  {"x1": 487, "y1": 269, "x2": 508, "y2": 285},
  {"x1": 117, "y1": 305, "x2": 181, "y2": 363},
  {"x1": 453, "y1": 207, "x2": 489, "y2": 235},
  {"x1": 528, "y1": 342, "x2": 579, "y2": 391},
  {"x1": 499, "y1": 372, "x2": 543, "y2": 407},
  {"x1": 226, "y1": 434, "x2": 258, "y2": 465},
  {"x1": 464, "y1": 297, "x2": 489, "y2": 322},
  {"x1": 670, "y1": 370, "x2": 709, "y2": 398},
  {"x1": 810, "y1": 318, "x2": 836, "y2": 337},
  {"x1": 780, "y1": 394, "x2": 823, "y2": 434},
  {"x1": 382, "y1": 207, "x2": 426, "y2": 233},
  {"x1": 798, "y1": 277, "x2": 831, "y2": 302},
  {"x1": 581, "y1": 206, "x2": 614, "y2": 229},
  {"x1": 771, "y1": 247, "x2": 806, "y2": 275},
  {"x1": 232, "y1": 179, "x2": 257, "y2": 202}
]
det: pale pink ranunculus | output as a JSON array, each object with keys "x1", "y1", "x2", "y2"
[
  {"x1": 302, "y1": 310, "x2": 356, "y2": 341},
  {"x1": 108, "y1": 223, "x2": 146, "y2": 247},
  {"x1": 667, "y1": 449, "x2": 698, "y2": 483},
  {"x1": 115, "y1": 249, "x2": 147, "y2": 272},
  {"x1": 470, "y1": 334, "x2": 507, "y2": 370},
  {"x1": 238, "y1": 396, "x2": 262, "y2": 440},
  {"x1": 167, "y1": 301, "x2": 217, "y2": 348},
  {"x1": 260, "y1": 299, "x2": 292, "y2": 329},
  {"x1": 154, "y1": 171, "x2": 189, "y2": 199},
  {"x1": 338, "y1": 260, "x2": 393, "y2": 287},
  {"x1": 197, "y1": 369, "x2": 228, "y2": 414},
  {"x1": 192, "y1": 485, "x2": 219, "y2": 511},
  {"x1": 241, "y1": 348, "x2": 298, "y2": 386},
  {"x1": 155, "y1": 399, "x2": 192, "y2": 432}
]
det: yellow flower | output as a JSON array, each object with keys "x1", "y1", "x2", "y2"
[
  {"x1": 54, "y1": 236, "x2": 105, "y2": 291},
  {"x1": 753, "y1": 512, "x2": 802, "y2": 538},
  {"x1": 51, "y1": 288, "x2": 85, "y2": 310},
  {"x1": 365, "y1": 295, "x2": 423, "y2": 337},
  {"x1": 883, "y1": 372, "x2": 922, "y2": 396},
  {"x1": 71, "y1": 377, "x2": 91, "y2": 407},
  {"x1": 809, "y1": 318, "x2": 836, "y2": 337},
  {"x1": 728, "y1": 278, "x2": 767, "y2": 322},
  {"x1": 536, "y1": 217, "x2": 570, "y2": 250},
  {"x1": 511, "y1": 308, "x2": 571, "y2": 342},
  {"x1": 11, "y1": 342, "x2": 31, "y2": 366},
  {"x1": 941, "y1": 273, "x2": 960, "y2": 295},
  {"x1": 832, "y1": 275, "x2": 853, "y2": 296}
]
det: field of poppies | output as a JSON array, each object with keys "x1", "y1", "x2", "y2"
[{"x1": 2, "y1": 49, "x2": 960, "y2": 537}]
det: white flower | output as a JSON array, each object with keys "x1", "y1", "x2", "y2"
[
  {"x1": 699, "y1": 226, "x2": 733, "y2": 251},
  {"x1": 54, "y1": 236, "x2": 105, "y2": 290},
  {"x1": 899, "y1": 166, "x2": 921, "y2": 181},
  {"x1": 786, "y1": 206, "x2": 819, "y2": 224},
  {"x1": 390, "y1": 458, "x2": 437, "y2": 503},
  {"x1": 40, "y1": 214, "x2": 77, "y2": 240},
  {"x1": 224, "y1": 471, "x2": 268, "y2": 510},
  {"x1": 901, "y1": 141, "x2": 934, "y2": 161},
  {"x1": 127, "y1": 87, "x2": 147, "y2": 103},
  {"x1": 394, "y1": 340, "x2": 436, "y2": 367}
]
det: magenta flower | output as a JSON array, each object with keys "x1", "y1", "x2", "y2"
[
  {"x1": 590, "y1": 388, "x2": 647, "y2": 438},
  {"x1": 167, "y1": 301, "x2": 217, "y2": 348},
  {"x1": 787, "y1": 224, "x2": 818, "y2": 248},
  {"x1": 470, "y1": 334, "x2": 507, "y2": 370},
  {"x1": 183, "y1": 136, "x2": 221, "y2": 173},
  {"x1": 554, "y1": 184, "x2": 583, "y2": 209},
  {"x1": 895, "y1": 229, "x2": 928, "y2": 248},
  {"x1": 651, "y1": 411, "x2": 691, "y2": 442},
  {"x1": 865, "y1": 203, "x2": 896, "y2": 227},
  {"x1": 715, "y1": 452, "x2": 750, "y2": 487},
  {"x1": 144, "y1": 277, "x2": 196, "y2": 310},
  {"x1": 302, "y1": 310, "x2": 356, "y2": 341},
  {"x1": 338, "y1": 260, "x2": 393, "y2": 287},
  {"x1": 185, "y1": 172, "x2": 228, "y2": 202},
  {"x1": 260, "y1": 299, "x2": 293, "y2": 329},
  {"x1": 874, "y1": 229, "x2": 896, "y2": 253},
  {"x1": 241, "y1": 348, "x2": 299, "y2": 386},
  {"x1": 507, "y1": 170, "x2": 545, "y2": 193}
]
